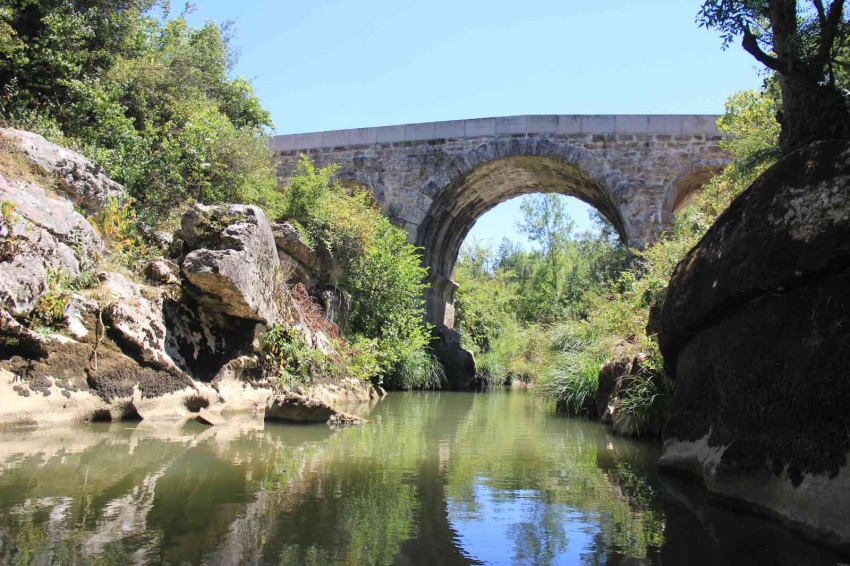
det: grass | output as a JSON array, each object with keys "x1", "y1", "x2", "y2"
[
  {"x1": 384, "y1": 348, "x2": 445, "y2": 390},
  {"x1": 537, "y1": 347, "x2": 608, "y2": 417}
]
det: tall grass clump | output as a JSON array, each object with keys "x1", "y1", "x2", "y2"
[
  {"x1": 537, "y1": 342, "x2": 609, "y2": 417},
  {"x1": 384, "y1": 349, "x2": 446, "y2": 390}
]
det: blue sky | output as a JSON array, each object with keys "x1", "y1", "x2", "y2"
[{"x1": 183, "y1": 0, "x2": 762, "y2": 248}]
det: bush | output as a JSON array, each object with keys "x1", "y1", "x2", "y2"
[
  {"x1": 261, "y1": 325, "x2": 326, "y2": 389},
  {"x1": 538, "y1": 350, "x2": 605, "y2": 416}
]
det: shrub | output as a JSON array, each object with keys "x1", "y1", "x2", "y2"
[
  {"x1": 90, "y1": 198, "x2": 158, "y2": 275},
  {"x1": 261, "y1": 325, "x2": 325, "y2": 389},
  {"x1": 0, "y1": 2, "x2": 281, "y2": 226},
  {"x1": 30, "y1": 268, "x2": 75, "y2": 328}
]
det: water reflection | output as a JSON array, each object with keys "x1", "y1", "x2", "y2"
[{"x1": 0, "y1": 390, "x2": 842, "y2": 565}]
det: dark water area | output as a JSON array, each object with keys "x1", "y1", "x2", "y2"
[{"x1": 0, "y1": 389, "x2": 843, "y2": 565}]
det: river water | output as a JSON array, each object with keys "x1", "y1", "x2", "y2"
[{"x1": 0, "y1": 389, "x2": 843, "y2": 565}]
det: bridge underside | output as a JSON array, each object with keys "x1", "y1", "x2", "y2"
[{"x1": 418, "y1": 155, "x2": 629, "y2": 327}]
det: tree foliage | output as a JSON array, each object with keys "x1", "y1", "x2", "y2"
[
  {"x1": 0, "y1": 0, "x2": 280, "y2": 224},
  {"x1": 698, "y1": 0, "x2": 850, "y2": 152}
]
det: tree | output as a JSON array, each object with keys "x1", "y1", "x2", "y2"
[
  {"x1": 518, "y1": 194, "x2": 575, "y2": 300},
  {"x1": 698, "y1": 0, "x2": 850, "y2": 153}
]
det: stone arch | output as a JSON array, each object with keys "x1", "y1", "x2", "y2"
[
  {"x1": 658, "y1": 161, "x2": 726, "y2": 228},
  {"x1": 415, "y1": 138, "x2": 638, "y2": 326}
]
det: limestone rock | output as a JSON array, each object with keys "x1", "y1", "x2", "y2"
[
  {"x1": 196, "y1": 408, "x2": 225, "y2": 426},
  {"x1": 181, "y1": 204, "x2": 280, "y2": 324},
  {"x1": 1, "y1": 128, "x2": 125, "y2": 212},
  {"x1": 100, "y1": 272, "x2": 181, "y2": 372},
  {"x1": 658, "y1": 140, "x2": 850, "y2": 552},
  {"x1": 272, "y1": 221, "x2": 320, "y2": 270},
  {"x1": 0, "y1": 174, "x2": 101, "y2": 316},
  {"x1": 264, "y1": 393, "x2": 337, "y2": 423},
  {"x1": 145, "y1": 258, "x2": 179, "y2": 285}
]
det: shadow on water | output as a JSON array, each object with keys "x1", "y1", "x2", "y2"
[{"x1": 0, "y1": 390, "x2": 844, "y2": 565}]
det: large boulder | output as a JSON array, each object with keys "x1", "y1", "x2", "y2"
[
  {"x1": 1, "y1": 128, "x2": 125, "y2": 212},
  {"x1": 658, "y1": 140, "x2": 850, "y2": 552},
  {"x1": 0, "y1": 174, "x2": 101, "y2": 316},
  {"x1": 181, "y1": 204, "x2": 280, "y2": 324}
]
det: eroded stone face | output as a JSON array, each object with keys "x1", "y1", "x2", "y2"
[
  {"x1": 275, "y1": 129, "x2": 727, "y2": 324},
  {"x1": 1, "y1": 128, "x2": 126, "y2": 213},
  {"x1": 658, "y1": 140, "x2": 850, "y2": 552},
  {"x1": 180, "y1": 204, "x2": 280, "y2": 325}
]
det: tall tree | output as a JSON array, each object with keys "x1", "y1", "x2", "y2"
[{"x1": 699, "y1": 0, "x2": 850, "y2": 153}]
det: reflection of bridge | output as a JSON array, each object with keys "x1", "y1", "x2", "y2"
[{"x1": 273, "y1": 115, "x2": 728, "y2": 325}]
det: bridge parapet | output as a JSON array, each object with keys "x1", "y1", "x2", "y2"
[{"x1": 270, "y1": 114, "x2": 721, "y2": 152}]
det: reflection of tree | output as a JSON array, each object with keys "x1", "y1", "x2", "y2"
[
  {"x1": 0, "y1": 391, "x2": 674, "y2": 565},
  {"x1": 507, "y1": 500, "x2": 569, "y2": 566},
  {"x1": 445, "y1": 390, "x2": 666, "y2": 563}
]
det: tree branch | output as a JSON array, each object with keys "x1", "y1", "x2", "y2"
[
  {"x1": 741, "y1": 25, "x2": 788, "y2": 74},
  {"x1": 815, "y1": 0, "x2": 845, "y2": 69},
  {"x1": 813, "y1": 0, "x2": 828, "y2": 29}
]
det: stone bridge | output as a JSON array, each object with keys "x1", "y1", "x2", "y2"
[{"x1": 272, "y1": 114, "x2": 728, "y2": 326}]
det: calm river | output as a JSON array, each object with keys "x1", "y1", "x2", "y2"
[{"x1": 0, "y1": 389, "x2": 843, "y2": 565}]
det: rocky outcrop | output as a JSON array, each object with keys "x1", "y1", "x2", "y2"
[
  {"x1": 430, "y1": 323, "x2": 474, "y2": 390},
  {"x1": 1, "y1": 128, "x2": 125, "y2": 212},
  {"x1": 658, "y1": 140, "x2": 850, "y2": 553},
  {"x1": 181, "y1": 204, "x2": 280, "y2": 324},
  {"x1": 0, "y1": 130, "x2": 381, "y2": 429},
  {"x1": 0, "y1": 174, "x2": 102, "y2": 316}
]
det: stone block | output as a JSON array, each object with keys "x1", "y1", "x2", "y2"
[
  {"x1": 376, "y1": 125, "x2": 406, "y2": 143},
  {"x1": 682, "y1": 115, "x2": 719, "y2": 135},
  {"x1": 270, "y1": 135, "x2": 297, "y2": 152},
  {"x1": 496, "y1": 115, "x2": 526, "y2": 135},
  {"x1": 434, "y1": 120, "x2": 465, "y2": 138},
  {"x1": 290, "y1": 132, "x2": 322, "y2": 150},
  {"x1": 465, "y1": 118, "x2": 496, "y2": 137},
  {"x1": 350, "y1": 127, "x2": 378, "y2": 145},
  {"x1": 648, "y1": 115, "x2": 682, "y2": 135},
  {"x1": 557, "y1": 115, "x2": 583, "y2": 134},
  {"x1": 406, "y1": 122, "x2": 436, "y2": 141},
  {"x1": 527, "y1": 115, "x2": 559, "y2": 134},
  {"x1": 322, "y1": 129, "x2": 350, "y2": 148},
  {"x1": 614, "y1": 115, "x2": 649, "y2": 134},
  {"x1": 582, "y1": 115, "x2": 616, "y2": 134}
]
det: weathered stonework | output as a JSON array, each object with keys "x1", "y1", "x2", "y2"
[{"x1": 274, "y1": 114, "x2": 728, "y2": 324}]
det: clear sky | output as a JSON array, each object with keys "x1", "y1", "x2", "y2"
[{"x1": 183, "y1": 0, "x2": 762, "y2": 248}]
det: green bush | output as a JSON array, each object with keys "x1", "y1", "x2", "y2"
[
  {"x1": 537, "y1": 347, "x2": 608, "y2": 417},
  {"x1": 261, "y1": 325, "x2": 325, "y2": 389}
]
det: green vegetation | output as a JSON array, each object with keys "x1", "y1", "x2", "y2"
[
  {"x1": 0, "y1": 0, "x2": 280, "y2": 225},
  {"x1": 276, "y1": 157, "x2": 437, "y2": 387}
]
